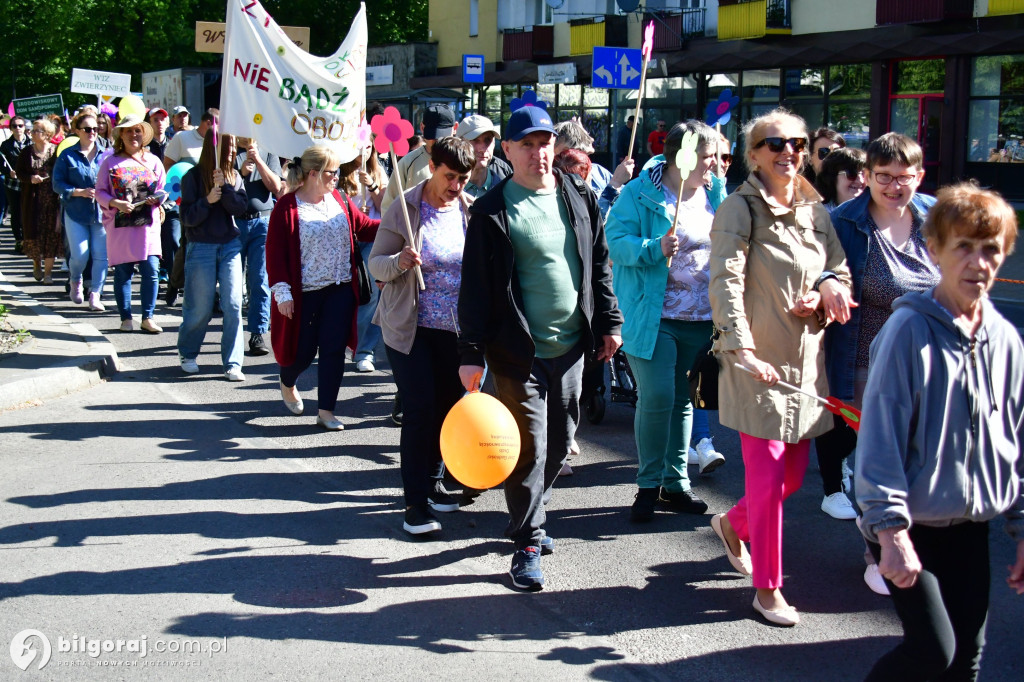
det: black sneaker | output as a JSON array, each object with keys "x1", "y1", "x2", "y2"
[
  {"x1": 403, "y1": 506, "x2": 441, "y2": 535},
  {"x1": 428, "y1": 480, "x2": 460, "y2": 513},
  {"x1": 509, "y1": 546, "x2": 544, "y2": 591},
  {"x1": 630, "y1": 487, "x2": 660, "y2": 523},
  {"x1": 659, "y1": 489, "x2": 709, "y2": 515},
  {"x1": 249, "y1": 333, "x2": 270, "y2": 356},
  {"x1": 164, "y1": 286, "x2": 179, "y2": 306},
  {"x1": 390, "y1": 394, "x2": 402, "y2": 426}
]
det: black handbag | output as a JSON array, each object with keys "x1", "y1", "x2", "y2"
[
  {"x1": 687, "y1": 333, "x2": 720, "y2": 410},
  {"x1": 352, "y1": 244, "x2": 372, "y2": 306}
]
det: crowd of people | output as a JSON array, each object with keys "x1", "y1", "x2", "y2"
[{"x1": 3, "y1": 98, "x2": 1023, "y2": 679}]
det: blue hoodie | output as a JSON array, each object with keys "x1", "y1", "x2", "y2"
[{"x1": 855, "y1": 290, "x2": 1024, "y2": 543}]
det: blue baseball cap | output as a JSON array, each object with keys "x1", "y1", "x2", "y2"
[{"x1": 505, "y1": 107, "x2": 555, "y2": 142}]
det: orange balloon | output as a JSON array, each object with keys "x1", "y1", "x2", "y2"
[{"x1": 440, "y1": 392, "x2": 521, "y2": 489}]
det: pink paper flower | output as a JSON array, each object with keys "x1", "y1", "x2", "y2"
[
  {"x1": 642, "y1": 21, "x2": 655, "y2": 59},
  {"x1": 356, "y1": 121, "x2": 372, "y2": 147},
  {"x1": 371, "y1": 106, "x2": 414, "y2": 157}
]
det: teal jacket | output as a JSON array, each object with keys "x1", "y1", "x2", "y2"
[{"x1": 605, "y1": 163, "x2": 724, "y2": 360}]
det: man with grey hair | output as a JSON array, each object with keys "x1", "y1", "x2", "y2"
[{"x1": 553, "y1": 121, "x2": 634, "y2": 221}]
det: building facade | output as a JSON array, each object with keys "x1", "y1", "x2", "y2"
[{"x1": 411, "y1": 0, "x2": 1024, "y2": 199}]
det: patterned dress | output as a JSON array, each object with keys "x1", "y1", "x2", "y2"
[{"x1": 17, "y1": 145, "x2": 62, "y2": 260}]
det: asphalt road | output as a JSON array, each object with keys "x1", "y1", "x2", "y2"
[{"x1": 2, "y1": 255, "x2": 1023, "y2": 680}]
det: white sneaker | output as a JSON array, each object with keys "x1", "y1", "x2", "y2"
[
  {"x1": 864, "y1": 563, "x2": 890, "y2": 596},
  {"x1": 559, "y1": 461, "x2": 574, "y2": 476},
  {"x1": 355, "y1": 358, "x2": 375, "y2": 372},
  {"x1": 821, "y1": 492, "x2": 857, "y2": 520},
  {"x1": 687, "y1": 447, "x2": 698, "y2": 466},
  {"x1": 696, "y1": 438, "x2": 725, "y2": 475},
  {"x1": 224, "y1": 367, "x2": 246, "y2": 382},
  {"x1": 180, "y1": 358, "x2": 199, "y2": 374}
]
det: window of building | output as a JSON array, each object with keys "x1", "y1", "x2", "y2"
[
  {"x1": 891, "y1": 59, "x2": 945, "y2": 95},
  {"x1": 967, "y1": 54, "x2": 1024, "y2": 163},
  {"x1": 470, "y1": 0, "x2": 479, "y2": 36}
]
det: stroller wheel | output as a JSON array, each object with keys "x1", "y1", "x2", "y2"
[{"x1": 585, "y1": 392, "x2": 606, "y2": 424}]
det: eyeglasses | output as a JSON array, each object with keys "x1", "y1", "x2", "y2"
[
  {"x1": 817, "y1": 146, "x2": 836, "y2": 160},
  {"x1": 657, "y1": 123, "x2": 666, "y2": 128},
  {"x1": 79, "y1": 126, "x2": 98, "y2": 133},
  {"x1": 30, "y1": 129, "x2": 47, "y2": 135},
  {"x1": 320, "y1": 169, "x2": 340, "y2": 178},
  {"x1": 872, "y1": 171, "x2": 918, "y2": 186},
  {"x1": 720, "y1": 154, "x2": 733, "y2": 163},
  {"x1": 754, "y1": 137, "x2": 808, "y2": 153}
]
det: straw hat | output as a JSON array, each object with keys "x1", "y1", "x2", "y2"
[{"x1": 113, "y1": 114, "x2": 154, "y2": 147}]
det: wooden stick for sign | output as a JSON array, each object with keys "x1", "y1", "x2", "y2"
[
  {"x1": 389, "y1": 143, "x2": 426, "y2": 290},
  {"x1": 625, "y1": 51, "x2": 651, "y2": 164},
  {"x1": 360, "y1": 147, "x2": 369, "y2": 213},
  {"x1": 715, "y1": 122, "x2": 723, "y2": 178},
  {"x1": 733, "y1": 362, "x2": 830, "y2": 407},
  {"x1": 665, "y1": 174, "x2": 686, "y2": 269}
]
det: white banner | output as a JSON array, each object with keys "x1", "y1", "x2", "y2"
[
  {"x1": 70, "y1": 68, "x2": 132, "y2": 97},
  {"x1": 219, "y1": 0, "x2": 367, "y2": 163}
]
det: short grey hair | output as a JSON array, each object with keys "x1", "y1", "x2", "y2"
[{"x1": 554, "y1": 120, "x2": 594, "y2": 155}]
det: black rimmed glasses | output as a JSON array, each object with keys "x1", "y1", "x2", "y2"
[
  {"x1": 872, "y1": 171, "x2": 917, "y2": 186},
  {"x1": 754, "y1": 137, "x2": 808, "y2": 153},
  {"x1": 320, "y1": 168, "x2": 340, "y2": 179}
]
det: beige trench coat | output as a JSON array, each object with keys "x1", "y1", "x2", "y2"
[{"x1": 709, "y1": 173, "x2": 852, "y2": 443}]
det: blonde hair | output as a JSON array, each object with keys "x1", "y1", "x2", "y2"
[
  {"x1": 285, "y1": 145, "x2": 343, "y2": 192},
  {"x1": 742, "y1": 108, "x2": 808, "y2": 170},
  {"x1": 32, "y1": 118, "x2": 57, "y2": 138}
]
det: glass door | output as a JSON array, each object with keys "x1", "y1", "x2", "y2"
[{"x1": 888, "y1": 95, "x2": 943, "y2": 193}]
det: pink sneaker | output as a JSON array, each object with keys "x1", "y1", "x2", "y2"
[
  {"x1": 88, "y1": 292, "x2": 106, "y2": 312},
  {"x1": 70, "y1": 280, "x2": 84, "y2": 304}
]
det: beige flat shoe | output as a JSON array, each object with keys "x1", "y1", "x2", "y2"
[
  {"x1": 280, "y1": 380, "x2": 303, "y2": 415},
  {"x1": 140, "y1": 318, "x2": 163, "y2": 334},
  {"x1": 711, "y1": 513, "x2": 752, "y2": 576},
  {"x1": 753, "y1": 595, "x2": 799, "y2": 626}
]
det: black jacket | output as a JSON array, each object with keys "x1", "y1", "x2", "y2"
[
  {"x1": 458, "y1": 169, "x2": 622, "y2": 380},
  {"x1": 180, "y1": 167, "x2": 247, "y2": 244}
]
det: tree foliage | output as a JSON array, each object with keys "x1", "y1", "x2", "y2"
[{"x1": 0, "y1": 0, "x2": 427, "y2": 110}]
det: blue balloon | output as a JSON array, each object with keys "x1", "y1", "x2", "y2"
[{"x1": 164, "y1": 161, "x2": 193, "y2": 203}]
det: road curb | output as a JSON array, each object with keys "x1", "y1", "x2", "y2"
[{"x1": 0, "y1": 273, "x2": 119, "y2": 410}]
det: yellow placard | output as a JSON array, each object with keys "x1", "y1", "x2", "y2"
[{"x1": 195, "y1": 21, "x2": 310, "y2": 53}]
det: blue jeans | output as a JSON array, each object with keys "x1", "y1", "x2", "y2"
[
  {"x1": 113, "y1": 256, "x2": 159, "y2": 320},
  {"x1": 355, "y1": 241, "x2": 381, "y2": 361},
  {"x1": 626, "y1": 318, "x2": 714, "y2": 492},
  {"x1": 65, "y1": 213, "x2": 109, "y2": 295},
  {"x1": 177, "y1": 239, "x2": 244, "y2": 370},
  {"x1": 160, "y1": 209, "x2": 181, "y2": 273},
  {"x1": 237, "y1": 214, "x2": 270, "y2": 335},
  {"x1": 692, "y1": 409, "x2": 711, "y2": 442}
]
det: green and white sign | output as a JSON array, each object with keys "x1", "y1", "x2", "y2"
[{"x1": 13, "y1": 94, "x2": 65, "y2": 120}]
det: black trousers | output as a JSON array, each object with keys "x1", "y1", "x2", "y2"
[
  {"x1": 280, "y1": 283, "x2": 355, "y2": 412},
  {"x1": 385, "y1": 327, "x2": 464, "y2": 508},
  {"x1": 814, "y1": 414, "x2": 856, "y2": 495},
  {"x1": 5, "y1": 187, "x2": 22, "y2": 241},
  {"x1": 866, "y1": 522, "x2": 990, "y2": 682}
]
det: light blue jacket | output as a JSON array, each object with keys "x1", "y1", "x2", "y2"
[
  {"x1": 605, "y1": 163, "x2": 723, "y2": 360},
  {"x1": 52, "y1": 145, "x2": 102, "y2": 224},
  {"x1": 856, "y1": 291, "x2": 1024, "y2": 543}
]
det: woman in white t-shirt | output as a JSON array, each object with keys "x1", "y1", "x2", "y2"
[{"x1": 605, "y1": 120, "x2": 723, "y2": 522}]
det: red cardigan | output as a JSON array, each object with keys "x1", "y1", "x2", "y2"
[{"x1": 266, "y1": 190, "x2": 380, "y2": 367}]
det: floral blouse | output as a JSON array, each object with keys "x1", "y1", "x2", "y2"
[
  {"x1": 416, "y1": 200, "x2": 466, "y2": 332},
  {"x1": 271, "y1": 196, "x2": 352, "y2": 303}
]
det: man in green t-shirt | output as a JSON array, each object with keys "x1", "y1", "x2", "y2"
[{"x1": 459, "y1": 106, "x2": 623, "y2": 591}]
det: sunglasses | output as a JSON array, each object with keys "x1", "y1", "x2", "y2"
[
  {"x1": 320, "y1": 169, "x2": 340, "y2": 178},
  {"x1": 872, "y1": 171, "x2": 918, "y2": 186},
  {"x1": 817, "y1": 146, "x2": 837, "y2": 160},
  {"x1": 720, "y1": 154, "x2": 733, "y2": 163},
  {"x1": 842, "y1": 169, "x2": 866, "y2": 181},
  {"x1": 754, "y1": 137, "x2": 808, "y2": 153},
  {"x1": 79, "y1": 126, "x2": 98, "y2": 133},
  {"x1": 13, "y1": 123, "x2": 25, "y2": 129}
]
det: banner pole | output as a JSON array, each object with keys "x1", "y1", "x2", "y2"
[{"x1": 389, "y1": 143, "x2": 425, "y2": 290}]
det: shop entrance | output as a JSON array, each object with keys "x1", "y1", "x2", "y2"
[{"x1": 887, "y1": 58, "x2": 946, "y2": 193}]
